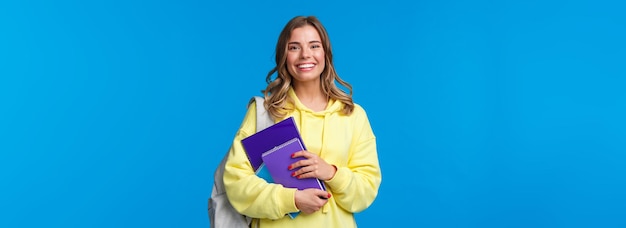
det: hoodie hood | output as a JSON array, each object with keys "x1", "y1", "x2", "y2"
[{"x1": 287, "y1": 87, "x2": 344, "y2": 116}]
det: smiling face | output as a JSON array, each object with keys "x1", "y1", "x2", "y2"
[{"x1": 286, "y1": 25, "x2": 326, "y2": 86}]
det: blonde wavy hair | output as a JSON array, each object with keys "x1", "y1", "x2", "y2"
[{"x1": 262, "y1": 16, "x2": 354, "y2": 120}]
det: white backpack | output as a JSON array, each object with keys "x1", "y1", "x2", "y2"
[{"x1": 209, "y1": 96, "x2": 273, "y2": 228}]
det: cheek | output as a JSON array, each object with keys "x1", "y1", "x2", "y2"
[
  {"x1": 285, "y1": 54, "x2": 298, "y2": 75},
  {"x1": 316, "y1": 54, "x2": 326, "y2": 69},
  {"x1": 286, "y1": 53, "x2": 298, "y2": 67},
  {"x1": 315, "y1": 52, "x2": 326, "y2": 64}
]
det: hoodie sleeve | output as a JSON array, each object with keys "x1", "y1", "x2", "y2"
[
  {"x1": 324, "y1": 105, "x2": 382, "y2": 213},
  {"x1": 222, "y1": 103, "x2": 300, "y2": 219}
]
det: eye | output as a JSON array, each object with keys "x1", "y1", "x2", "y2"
[
  {"x1": 311, "y1": 44, "x2": 322, "y2": 49},
  {"x1": 288, "y1": 46, "x2": 300, "y2": 51}
]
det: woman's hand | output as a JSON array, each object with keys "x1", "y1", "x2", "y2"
[
  {"x1": 294, "y1": 189, "x2": 331, "y2": 214},
  {"x1": 288, "y1": 150, "x2": 337, "y2": 181}
]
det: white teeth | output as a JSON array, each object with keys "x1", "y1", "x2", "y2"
[{"x1": 298, "y1": 64, "x2": 314, "y2": 68}]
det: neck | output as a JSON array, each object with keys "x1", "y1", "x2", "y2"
[{"x1": 292, "y1": 81, "x2": 328, "y2": 112}]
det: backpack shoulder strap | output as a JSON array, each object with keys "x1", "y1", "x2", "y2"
[
  {"x1": 210, "y1": 96, "x2": 273, "y2": 227},
  {"x1": 249, "y1": 96, "x2": 274, "y2": 132}
]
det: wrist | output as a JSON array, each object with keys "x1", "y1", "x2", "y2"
[{"x1": 326, "y1": 164, "x2": 337, "y2": 181}]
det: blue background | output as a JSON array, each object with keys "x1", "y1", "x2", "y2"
[{"x1": 1, "y1": 0, "x2": 625, "y2": 227}]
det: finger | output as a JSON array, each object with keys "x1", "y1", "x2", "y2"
[
  {"x1": 288, "y1": 157, "x2": 316, "y2": 170},
  {"x1": 292, "y1": 166, "x2": 309, "y2": 177},
  {"x1": 288, "y1": 159, "x2": 307, "y2": 170},
  {"x1": 290, "y1": 150, "x2": 305, "y2": 158},
  {"x1": 293, "y1": 164, "x2": 318, "y2": 177},
  {"x1": 314, "y1": 190, "x2": 331, "y2": 200},
  {"x1": 291, "y1": 150, "x2": 314, "y2": 159}
]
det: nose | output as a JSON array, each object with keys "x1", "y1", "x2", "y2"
[{"x1": 300, "y1": 47, "x2": 311, "y2": 59}]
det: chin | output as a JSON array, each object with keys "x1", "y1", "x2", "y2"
[{"x1": 294, "y1": 73, "x2": 322, "y2": 82}]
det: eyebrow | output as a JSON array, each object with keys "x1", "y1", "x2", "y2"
[{"x1": 288, "y1": 41, "x2": 322, "y2": 45}]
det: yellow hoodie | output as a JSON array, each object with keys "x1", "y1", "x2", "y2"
[{"x1": 223, "y1": 88, "x2": 381, "y2": 228}]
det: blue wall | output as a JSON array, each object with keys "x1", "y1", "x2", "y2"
[{"x1": 1, "y1": 0, "x2": 625, "y2": 227}]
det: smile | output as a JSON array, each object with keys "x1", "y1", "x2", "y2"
[{"x1": 297, "y1": 63, "x2": 315, "y2": 69}]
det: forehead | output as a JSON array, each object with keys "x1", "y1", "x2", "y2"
[{"x1": 289, "y1": 25, "x2": 321, "y2": 42}]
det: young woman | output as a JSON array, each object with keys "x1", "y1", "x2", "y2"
[{"x1": 223, "y1": 15, "x2": 381, "y2": 228}]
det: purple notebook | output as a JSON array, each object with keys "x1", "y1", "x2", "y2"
[
  {"x1": 241, "y1": 117, "x2": 326, "y2": 218},
  {"x1": 261, "y1": 138, "x2": 326, "y2": 191},
  {"x1": 241, "y1": 117, "x2": 304, "y2": 171}
]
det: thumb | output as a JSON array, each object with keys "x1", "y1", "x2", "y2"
[{"x1": 314, "y1": 190, "x2": 331, "y2": 199}]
